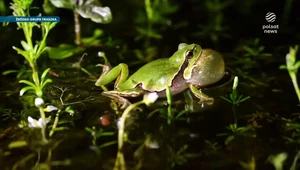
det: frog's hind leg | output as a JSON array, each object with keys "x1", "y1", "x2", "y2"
[
  {"x1": 102, "y1": 92, "x2": 132, "y2": 109},
  {"x1": 189, "y1": 84, "x2": 214, "y2": 105},
  {"x1": 95, "y1": 63, "x2": 129, "y2": 88},
  {"x1": 102, "y1": 89, "x2": 143, "y2": 109}
]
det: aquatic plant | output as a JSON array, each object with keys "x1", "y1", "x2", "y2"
[
  {"x1": 6, "y1": 0, "x2": 57, "y2": 144},
  {"x1": 114, "y1": 92, "x2": 158, "y2": 170},
  {"x1": 219, "y1": 76, "x2": 252, "y2": 145},
  {"x1": 280, "y1": 45, "x2": 300, "y2": 103}
]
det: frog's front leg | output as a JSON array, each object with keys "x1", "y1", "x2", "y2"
[
  {"x1": 103, "y1": 89, "x2": 144, "y2": 109},
  {"x1": 189, "y1": 84, "x2": 214, "y2": 105},
  {"x1": 95, "y1": 63, "x2": 129, "y2": 88}
]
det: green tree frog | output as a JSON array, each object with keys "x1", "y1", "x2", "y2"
[{"x1": 95, "y1": 43, "x2": 225, "y2": 108}]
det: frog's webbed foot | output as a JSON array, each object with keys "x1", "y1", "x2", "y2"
[
  {"x1": 198, "y1": 96, "x2": 214, "y2": 106},
  {"x1": 189, "y1": 84, "x2": 214, "y2": 106},
  {"x1": 102, "y1": 89, "x2": 143, "y2": 110},
  {"x1": 96, "y1": 64, "x2": 111, "y2": 76},
  {"x1": 102, "y1": 92, "x2": 132, "y2": 109}
]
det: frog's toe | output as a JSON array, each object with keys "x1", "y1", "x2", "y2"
[
  {"x1": 102, "y1": 92, "x2": 132, "y2": 109},
  {"x1": 198, "y1": 97, "x2": 214, "y2": 105},
  {"x1": 120, "y1": 100, "x2": 132, "y2": 109}
]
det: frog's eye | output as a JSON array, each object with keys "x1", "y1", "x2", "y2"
[
  {"x1": 186, "y1": 50, "x2": 194, "y2": 59},
  {"x1": 186, "y1": 46, "x2": 196, "y2": 59}
]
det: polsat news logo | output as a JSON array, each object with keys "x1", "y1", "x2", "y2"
[{"x1": 262, "y1": 12, "x2": 279, "y2": 34}]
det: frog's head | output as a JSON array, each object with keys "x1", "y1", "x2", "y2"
[
  {"x1": 178, "y1": 43, "x2": 203, "y2": 80},
  {"x1": 186, "y1": 49, "x2": 225, "y2": 86},
  {"x1": 169, "y1": 43, "x2": 202, "y2": 66}
]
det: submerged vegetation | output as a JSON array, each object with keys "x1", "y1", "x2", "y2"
[{"x1": 0, "y1": 0, "x2": 299, "y2": 170}]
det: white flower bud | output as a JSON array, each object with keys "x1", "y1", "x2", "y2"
[
  {"x1": 232, "y1": 76, "x2": 239, "y2": 90},
  {"x1": 98, "y1": 51, "x2": 105, "y2": 57},
  {"x1": 35, "y1": 98, "x2": 44, "y2": 107},
  {"x1": 143, "y1": 92, "x2": 159, "y2": 106}
]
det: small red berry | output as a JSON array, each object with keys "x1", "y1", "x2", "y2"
[{"x1": 100, "y1": 115, "x2": 110, "y2": 126}]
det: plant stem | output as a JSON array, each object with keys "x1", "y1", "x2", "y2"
[
  {"x1": 49, "y1": 113, "x2": 59, "y2": 137},
  {"x1": 290, "y1": 150, "x2": 300, "y2": 170},
  {"x1": 232, "y1": 104, "x2": 238, "y2": 125},
  {"x1": 114, "y1": 101, "x2": 144, "y2": 170},
  {"x1": 166, "y1": 87, "x2": 173, "y2": 125},
  {"x1": 22, "y1": 21, "x2": 33, "y2": 55},
  {"x1": 289, "y1": 73, "x2": 300, "y2": 103},
  {"x1": 31, "y1": 62, "x2": 48, "y2": 143},
  {"x1": 39, "y1": 107, "x2": 48, "y2": 144},
  {"x1": 74, "y1": 11, "x2": 81, "y2": 45},
  {"x1": 31, "y1": 63, "x2": 40, "y2": 89},
  {"x1": 145, "y1": 0, "x2": 153, "y2": 47},
  {"x1": 35, "y1": 26, "x2": 49, "y2": 58}
]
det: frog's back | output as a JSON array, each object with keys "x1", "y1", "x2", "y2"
[{"x1": 118, "y1": 59, "x2": 181, "y2": 91}]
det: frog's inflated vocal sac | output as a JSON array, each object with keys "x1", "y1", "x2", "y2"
[{"x1": 95, "y1": 43, "x2": 225, "y2": 108}]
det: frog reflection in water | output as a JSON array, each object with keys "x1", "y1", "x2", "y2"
[{"x1": 95, "y1": 43, "x2": 225, "y2": 109}]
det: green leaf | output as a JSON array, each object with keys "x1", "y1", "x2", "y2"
[
  {"x1": 295, "y1": 61, "x2": 300, "y2": 69},
  {"x1": 136, "y1": 27, "x2": 162, "y2": 39},
  {"x1": 239, "y1": 96, "x2": 251, "y2": 103},
  {"x1": 230, "y1": 124, "x2": 237, "y2": 131},
  {"x1": 13, "y1": 0, "x2": 33, "y2": 10},
  {"x1": 81, "y1": 29, "x2": 103, "y2": 46},
  {"x1": 97, "y1": 131, "x2": 115, "y2": 137},
  {"x1": 261, "y1": 53, "x2": 272, "y2": 57},
  {"x1": 19, "y1": 86, "x2": 35, "y2": 96},
  {"x1": 225, "y1": 135, "x2": 235, "y2": 145},
  {"x1": 2, "y1": 70, "x2": 19, "y2": 75},
  {"x1": 76, "y1": 1, "x2": 112, "y2": 24},
  {"x1": 238, "y1": 125, "x2": 253, "y2": 132},
  {"x1": 54, "y1": 119, "x2": 73, "y2": 125},
  {"x1": 8, "y1": 140, "x2": 28, "y2": 148},
  {"x1": 32, "y1": 163, "x2": 51, "y2": 170},
  {"x1": 49, "y1": 22, "x2": 57, "y2": 30},
  {"x1": 38, "y1": 46, "x2": 49, "y2": 57},
  {"x1": 243, "y1": 46, "x2": 256, "y2": 56},
  {"x1": 43, "y1": 0, "x2": 56, "y2": 14},
  {"x1": 98, "y1": 140, "x2": 118, "y2": 148},
  {"x1": 0, "y1": 0, "x2": 6, "y2": 15},
  {"x1": 258, "y1": 46, "x2": 265, "y2": 52},
  {"x1": 220, "y1": 96, "x2": 232, "y2": 103},
  {"x1": 41, "y1": 79, "x2": 52, "y2": 88},
  {"x1": 178, "y1": 145, "x2": 189, "y2": 154},
  {"x1": 41, "y1": 68, "x2": 51, "y2": 84},
  {"x1": 13, "y1": 46, "x2": 30, "y2": 61},
  {"x1": 49, "y1": 0, "x2": 76, "y2": 9},
  {"x1": 41, "y1": 22, "x2": 50, "y2": 33},
  {"x1": 48, "y1": 44, "x2": 84, "y2": 59},
  {"x1": 20, "y1": 40, "x2": 31, "y2": 51},
  {"x1": 65, "y1": 106, "x2": 75, "y2": 115},
  {"x1": 85, "y1": 127, "x2": 94, "y2": 133},
  {"x1": 182, "y1": 153, "x2": 201, "y2": 158},
  {"x1": 279, "y1": 65, "x2": 287, "y2": 69},
  {"x1": 19, "y1": 80, "x2": 36, "y2": 87},
  {"x1": 175, "y1": 110, "x2": 188, "y2": 119},
  {"x1": 33, "y1": 44, "x2": 39, "y2": 54},
  {"x1": 51, "y1": 127, "x2": 70, "y2": 132}
]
